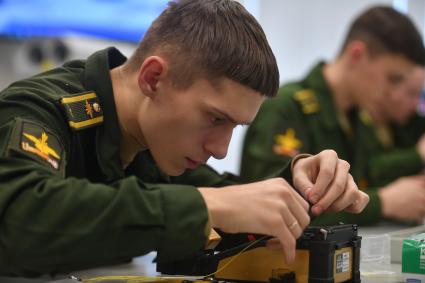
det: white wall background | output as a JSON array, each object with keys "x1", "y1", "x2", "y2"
[{"x1": 207, "y1": 0, "x2": 425, "y2": 174}]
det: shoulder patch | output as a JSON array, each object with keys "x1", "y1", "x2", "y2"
[
  {"x1": 60, "y1": 91, "x2": 104, "y2": 130},
  {"x1": 7, "y1": 119, "x2": 65, "y2": 171},
  {"x1": 293, "y1": 89, "x2": 319, "y2": 114},
  {"x1": 273, "y1": 128, "x2": 302, "y2": 157}
]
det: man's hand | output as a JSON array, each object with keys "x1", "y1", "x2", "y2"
[
  {"x1": 198, "y1": 178, "x2": 310, "y2": 264},
  {"x1": 292, "y1": 150, "x2": 369, "y2": 215},
  {"x1": 378, "y1": 175, "x2": 425, "y2": 223},
  {"x1": 416, "y1": 133, "x2": 425, "y2": 161}
]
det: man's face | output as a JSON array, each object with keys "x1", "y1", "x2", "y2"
[
  {"x1": 382, "y1": 67, "x2": 425, "y2": 124},
  {"x1": 138, "y1": 77, "x2": 264, "y2": 176},
  {"x1": 351, "y1": 53, "x2": 415, "y2": 123}
]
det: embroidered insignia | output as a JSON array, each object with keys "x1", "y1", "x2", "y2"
[
  {"x1": 22, "y1": 132, "x2": 60, "y2": 169},
  {"x1": 375, "y1": 125, "x2": 393, "y2": 149},
  {"x1": 293, "y1": 89, "x2": 319, "y2": 114},
  {"x1": 7, "y1": 119, "x2": 64, "y2": 171},
  {"x1": 60, "y1": 92, "x2": 104, "y2": 130},
  {"x1": 359, "y1": 109, "x2": 394, "y2": 147},
  {"x1": 273, "y1": 128, "x2": 302, "y2": 157},
  {"x1": 85, "y1": 100, "x2": 94, "y2": 118}
]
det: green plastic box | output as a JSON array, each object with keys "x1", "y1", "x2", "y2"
[{"x1": 402, "y1": 232, "x2": 425, "y2": 283}]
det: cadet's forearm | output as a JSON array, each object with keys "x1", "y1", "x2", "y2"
[
  {"x1": 0, "y1": 157, "x2": 208, "y2": 276},
  {"x1": 368, "y1": 147, "x2": 422, "y2": 186}
]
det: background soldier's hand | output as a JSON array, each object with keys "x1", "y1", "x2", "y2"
[
  {"x1": 198, "y1": 178, "x2": 310, "y2": 264},
  {"x1": 291, "y1": 149, "x2": 369, "y2": 215},
  {"x1": 416, "y1": 133, "x2": 425, "y2": 162},
  {"x1": 378, "y1": 175, "x2": 425, "y2": 223}
]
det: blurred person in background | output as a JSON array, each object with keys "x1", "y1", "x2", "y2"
[{"x1": 241, "y1": 6, "x2": 425, "y2": 226}]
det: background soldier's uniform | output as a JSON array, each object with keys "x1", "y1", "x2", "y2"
[
  {"x1": 241, "y1": 62, "x2": 425, "y2": 226},
  {"x1": 0, "y1": 47, "x2": 292, "y2": 277}
]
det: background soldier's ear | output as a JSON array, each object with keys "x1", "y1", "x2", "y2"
[
  {"x1": 137, "y1": 56, "x2": 168, "y2": 98},
  {"x1": 346, "y1": 40, "x2": 368, "y2": 65}
]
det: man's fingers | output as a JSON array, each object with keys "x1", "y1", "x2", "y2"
[
  {"x1": 311, "y1": 159, "x2": 350, "y2": 214},
  {"x1": 319, "y1": 175, "x2": 358, "y2": 213},
  {"x1": 344, "y1": 191, "x2": 370, "y2": 213},
  {"x1": 292, "y1": 187, "x2": 311, "y2": 212},
  {"x1": 293, "y1": 169, "x2": 315, "y2": 200},
  {"x1": 282, "y1": 213, "x2": 303, "y2": 240},
  {"x1": 309, "y1": 150, "x2": 339, "y2": 204},
  {"x1": 283, "y1": 193, "x2": 310, "y2": 232},
  {"x1": 276, "y1": 226, "x2": 296, "y2": 264}
]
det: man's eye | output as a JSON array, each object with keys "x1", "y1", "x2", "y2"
[
  {"x1": 388, "y1": 75, "x2": 403, "y2": 85},
  {"x1": 211, "y1": 116, "x2": 225, "y2": 124}
]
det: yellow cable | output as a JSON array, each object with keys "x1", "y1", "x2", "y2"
[
  {"x1": 81, "y1": 275, "x2": 187, "y2": 283},
  {"x1": 202, "y1": 235, "x2": 268, "y2": 278}
]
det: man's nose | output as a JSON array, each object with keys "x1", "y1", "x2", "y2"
[{"x1": 204, "y1": 128, "x2": 233, "y2": 160}]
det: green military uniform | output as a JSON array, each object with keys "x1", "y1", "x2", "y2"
[
  {"x1": 367, "y1": 114, "x2": 425, "y2": 187},
  {"x1": 0, "y1": 47, "x2": 292, "y2": 277},
  {"x1": 241, "y1": 62, "x2": 424, "y2": 226}
]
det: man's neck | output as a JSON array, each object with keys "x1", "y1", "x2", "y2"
[
  {"x1": 323, "y1": 60, "x2": 354, "y2": 113},
  {"x1": 110, "y1": 66, "x2": 147, "y2": 169}
]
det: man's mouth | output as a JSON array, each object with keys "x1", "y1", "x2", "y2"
[{"x1": 186, "y1": 157, "x2": 201, "y2": 169}]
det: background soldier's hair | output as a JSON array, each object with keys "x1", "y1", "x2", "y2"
[
  {"x1": 127, "y1": 0, "x2": 279, "y2": 97},
  {"x1": 339, "y1": 6, "x2": 425, "y2": 66}
]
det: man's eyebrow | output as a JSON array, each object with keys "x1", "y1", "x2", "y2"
[{"x1": 213, "y1": 108, "x2": 251, "y2": 126}]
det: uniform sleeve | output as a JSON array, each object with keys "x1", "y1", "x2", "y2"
[
  {"x1": 172, "y1": 163, "x2": 293, "y2": 189},
  {"x1": 171, "y1": 164, "x2": 242, "y2": 187},
  {"x1": 368, "y1": 147, "x2": 423, "y2": 186},
  {"x1": 240, "y1": 86, "x2": 309, "y2": 182},
  {"x1": 0, "y1": 119, "x2": 209, "y2": 276},
  {"x1": 367, "y1": 114, "x2": 425, "y2": 186}
]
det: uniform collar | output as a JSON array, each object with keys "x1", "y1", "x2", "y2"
[
  {"x1": 303, "y1": 62, "x2": 341, "y2": 130},
  {"x1": 84, "y1": 47, "x2": 127, "y2": 181}
]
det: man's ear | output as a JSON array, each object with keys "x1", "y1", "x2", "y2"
[
  {"x1": 137, "y1": 56, "x2": 168, "y2": 98},
  {"x1": 346, "y1": 40, "x2": 368, "y2": 65}
]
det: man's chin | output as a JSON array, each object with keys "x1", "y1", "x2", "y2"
[{"x1": 163, "y1": 167, "x2": 186, "y2": 176}]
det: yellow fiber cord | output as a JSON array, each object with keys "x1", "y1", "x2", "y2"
[
  {"x1": 81, "y1": 275, "x2": 189, "y2": 282},
  {"x1": 202, "y1": 235, "x2": 268, "y2": 278}
]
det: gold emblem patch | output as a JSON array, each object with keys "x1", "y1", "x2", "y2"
[
  {"x1": 22, "y1": 132, "x2": 60, "y2": 169},
  {"x1": 85, "y1": 100, "x2": 94, "y2": 119},
  {"x1": 6, "y1": 118, "x2": 64, "y2": 171},
  {"x1": 293, "y1": 89, "x2": 319, "y2": 114},
  {"x1": 273, "y1": 128, "x2": 302, "y2": 157}
]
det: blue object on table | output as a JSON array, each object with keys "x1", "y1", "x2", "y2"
[{"x1": 0, "y1": 0, "x2": 169, "y2": 42}]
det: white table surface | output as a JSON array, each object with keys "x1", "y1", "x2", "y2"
[{"x1": 2, "y1": 222, "x2": 423, "y2": 283}]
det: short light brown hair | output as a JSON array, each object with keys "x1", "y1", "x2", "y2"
[
  {"x1": 127, "y1": 0, "x2": 279, "y2": 97},
  {"x1": 340, "y1": 6, "x2": 425, "y2": 66}
]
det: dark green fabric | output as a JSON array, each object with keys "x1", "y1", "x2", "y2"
[
  {"x1": 368, "y1": 114, "x2": 425, "y2": 186},
  {"x1": 241, "y1": 62, "x2": 424, "y2": 226},
  {"x1": 0, "y1": 47, "x2": 294, "y2": 277}
]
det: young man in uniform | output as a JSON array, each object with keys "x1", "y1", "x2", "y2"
[
  {"x1": 367, "y1": 67, "x2": 425, "y2": 223},
  {"x1": 0, "y1": 0, "x2": 368, "y2": 277},
  {"x1": 241, "y1": 6, "x2": 424, "y2": 226}
]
